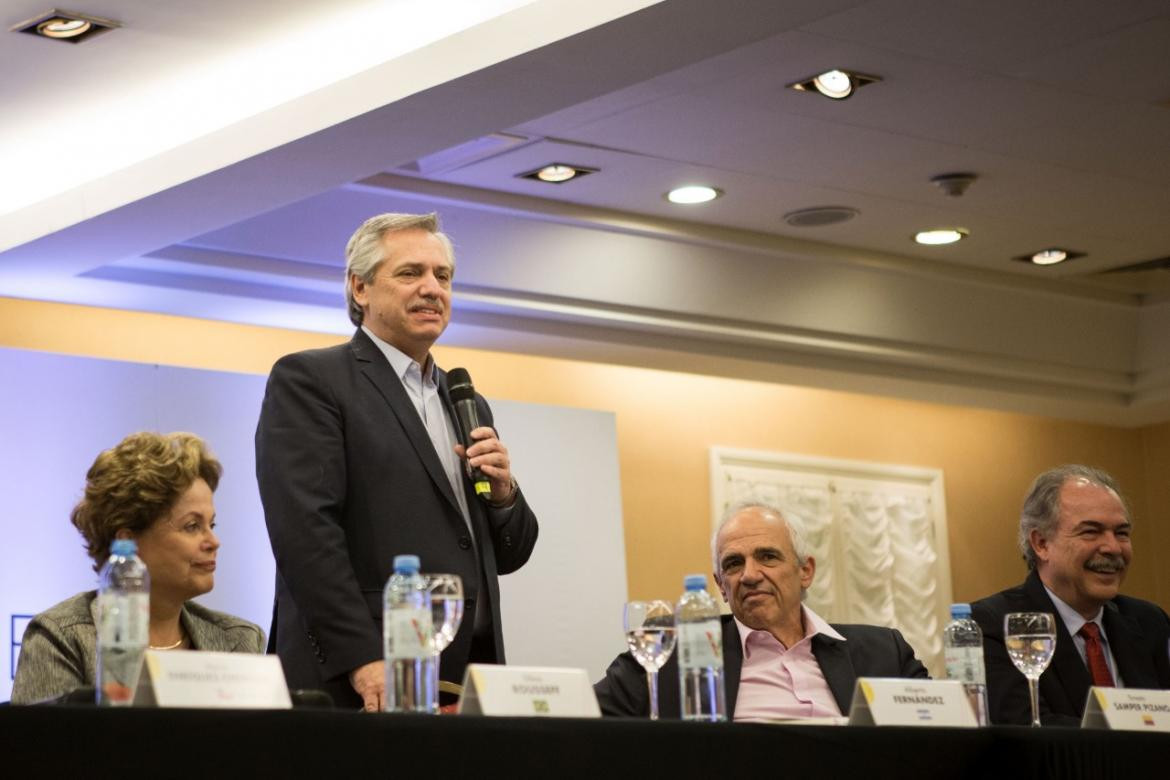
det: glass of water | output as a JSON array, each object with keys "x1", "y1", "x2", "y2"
[
  {"x1": 1004, "y1": 612, "x2": 1056, "y2": 727},
  {"x1": 425, "y1": 573, "x2": 464, "y2": 712},
  {"x1": 624, "y1": 600, "x2": 676, "y2": 720}
]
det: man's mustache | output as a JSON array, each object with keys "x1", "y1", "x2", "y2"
[
  {"x1": 409, "y1": 299, "x2": 444, "y2": 313},
  {"x1": 1085, "y1": 554, "x2": 1126, "y2": 574}
]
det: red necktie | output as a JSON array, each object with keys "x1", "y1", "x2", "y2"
[{"x1": 1078, "y1": 622, "x2": 1115, "y2": 687}]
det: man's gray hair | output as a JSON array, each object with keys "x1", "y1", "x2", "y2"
[
  {"x1": 711, "y1": 499, "x2": 812, "y2": 571},
  {"x1": 343, "y1": 212, "x2": 455, "y2": 326},
  {"x1": 1018, "y1": 464, "x2": 1130, "y2": 569}
]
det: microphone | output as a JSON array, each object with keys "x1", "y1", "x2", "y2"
[{"x1": 446, "y1": 367, "x2": 492, "y2": 498}]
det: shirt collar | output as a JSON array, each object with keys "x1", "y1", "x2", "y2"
[
  {"x1": 733, "y1": 604, "x2": 845, "y2": 654},
  {"x1": 1043, "y1": 583, "x2": 1105, "y2": 637},
  {"x1": 361, "y1": 325, "x2": 435, "y2": 384}
]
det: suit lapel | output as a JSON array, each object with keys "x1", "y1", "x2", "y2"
[
  {"x1": 350, "y1": 332, "x2": 463, "y2": 516},
  {"x1": 180, "y1": 606, "x2": 219, "y2": 651},
  {"x1": 812, "y1": 634, "x2": 857, "y2": 714},
  {"x1": 1023, "y1": 572, "x2": 1091, "y2": 708},
  {"x1": 1103, "y1": 602, "x2": 1153, "y2": 687},
  {"x1": 722, "y1": 616, "x2": 742, "y2": 717}
]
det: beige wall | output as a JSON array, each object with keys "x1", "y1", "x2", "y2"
[
  {"x1": 1140, "y1": 422, "x2": 1170, "y2": 605},
  {"x1": 3, "y1": 296, "x2": 1166, "y2": 610}
]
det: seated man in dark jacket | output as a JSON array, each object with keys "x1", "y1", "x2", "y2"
[
  {"x1": 972, "y1": 465, "x2": 1170, "y2": 726},
  {"x1": 595, "y1": 501, "x2": 928, "y2": 720}
]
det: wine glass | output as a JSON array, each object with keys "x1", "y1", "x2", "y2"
[
  {"x1": 624, "y1": 600, "x2": 676, "y2": 720},
  {"x1": 1004, "y1": 612, "x2": 1056, "y2": 727},
  {"x1": 427, "y1": 574, "x2": 464, "y2": 652},
  {"x1": 425, "y1": 573, "x2": 464, "y2": 713}
]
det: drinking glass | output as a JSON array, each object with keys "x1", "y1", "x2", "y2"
[
  {"x1": 1004, "y1": 612, "x2": 1056, "y2": 727},
  {"x1": 425, "y1": 573, "x2": 464, "y2": 713},
  {"x1": 624, "y1": 600, "x2": 676, "y2": 720}
]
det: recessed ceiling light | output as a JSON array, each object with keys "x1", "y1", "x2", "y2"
[
  {"x1": 1012, "y1": 248, "x2": 1085, "y2": 266},
  {"x1": 518, "y1": 163, "x2": 597, "y2": 184},
  {"x1": 666, "y1": 185, "x2": 722, "y2": 204},
  {"x1": 789, "y1": 69, "x2": 882, "y2": 100},
  {"x1": 11, "y1": 9, "x2": 120, "y2": 44},
  {"x1": 813, "y1": 70, "x2": 852, "y2": 99},
  {"x1": 536, "y1": 165, "x2": 580, "y2": 183},
  {"x1": 914, "y1": 228, "x2": 967, "y2": 245},
  {"x1": 40, "y1": 18, "x2": 89, "y2": 37},
  {"x1": 1032, "y1": 249, "x2": 1066, "y2": 265}
]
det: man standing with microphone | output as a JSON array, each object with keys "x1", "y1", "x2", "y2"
[{"x1": 255, "y1": 212, "x2": 539, "y2": 710}]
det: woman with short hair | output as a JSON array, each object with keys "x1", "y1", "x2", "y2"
[{"x1": 11, "y1": 431, "x2": 263, "y2": 704}]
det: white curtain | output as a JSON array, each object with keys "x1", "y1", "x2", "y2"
[{"x1": 715, "y1": 454, "x2": 948, "y2": 676}]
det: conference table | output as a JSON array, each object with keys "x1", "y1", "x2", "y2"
[{"x1": 2, "y1": 705, "x2": 1165, "y2": 778}]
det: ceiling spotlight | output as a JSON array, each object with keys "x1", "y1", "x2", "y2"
[
  {"x1": 666, "y1": 185, "x2": 722, "y2": 204},
  {"x1": 40, "y1": 18, "x2": 89, "y2": 37},
  {"x1": 535, "y1": 165, "x2": 578, "y2": 183},
  {"x1": 789, "y1": 69, "x2": 882, "y2": 100},
  {"x1": 914, "y1": 228, "x2": 967, "y2": 246},
  {"x1": 1012, "y1": 248, "x2": 1084, "y2": 266},
  {"x1": 814, "y1": 70, "x2": 853, "y2": 99},
  {"x1": 11, "y1": 9, "x2": 120, "y2": 43},
  {"x1": 1032, "y1": 249, "x2": 1066, "y2": 265},
  {"x1": 518, "y1": 163, "x2": 597, "y2": 184}
]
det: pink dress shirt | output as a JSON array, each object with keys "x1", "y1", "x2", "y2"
[{"x1": 732, "y1": 605, "x2": 845, "y2": 722}]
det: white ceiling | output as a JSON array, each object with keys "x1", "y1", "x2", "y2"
[
  {"x1": 0, "y1": 0, "x2": 547, "y2": 219},
  {"x1": 3, "y1": 0, "x2": 1170, "y2": 425}
]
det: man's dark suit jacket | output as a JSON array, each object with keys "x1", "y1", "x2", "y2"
[
  {"x1": 971, "y1": 570, "x2": 1170, "y2": 726},
  {"x1": 255, "y1": 329, "x2": 539, "y2": 708},
  {"x1": 594, "y1": 614, "x2": 928, "y2": 718}
]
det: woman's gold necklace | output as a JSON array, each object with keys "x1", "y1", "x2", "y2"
[{"x1": 149, "y1": 635, "x2": 185, "y2": 650}]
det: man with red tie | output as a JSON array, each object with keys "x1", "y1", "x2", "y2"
[{"x1": 972, "y1": 465, "x2": 1170, "y2": 725}]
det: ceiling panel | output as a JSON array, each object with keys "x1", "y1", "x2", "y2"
[
  {"x1": 4, "y1": 0, "x2": 1170, "y2": 423},
  {"x1": 800, "y1": 0, "x2": 1168, "y2": 73}
]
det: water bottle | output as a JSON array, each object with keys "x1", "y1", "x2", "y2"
[
  {"x1": 96, "y1": 539, "x2": 150, "y2": 706},
  {"x1": 383, "y1": 554, "x2": 434, "y2": 713},
  {"x1": 676, "y1": 573, "x2": 726, "y2": 721},
  {"x1": 943, "y1": 602, "x2": 989, "y2": 726}
]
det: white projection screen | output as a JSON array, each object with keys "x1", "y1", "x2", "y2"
[{"x1": 0, "y1": 347, "x2": 627, "y2": 702}]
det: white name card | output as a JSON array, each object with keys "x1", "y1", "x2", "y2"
[
  {"x1": 848, "y1": 678, "x2": 978, "y2": 727},
  {"x1": 1082, "y1": 687, "x2": 1170, "y2": 732},
  {"x1": 133, "y1": 650, "x2": 292, "y2": 709},
  {"x1": 457, "y1": 664, "x2": 600, "y2": 717}
]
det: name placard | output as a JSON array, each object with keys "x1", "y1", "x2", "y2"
[
  {"x1": 1082, "y1": 687, "x2": 1170, "y2": 732},
  {"x1": 848, "y1": 678, "x2": 978, "y2": 727},
  {"x1": 133, "y1": 650, "x2": 292, "y2": 709},
  {"x1": 457, "y1": 664, "x2": 600, "y2": 717}
]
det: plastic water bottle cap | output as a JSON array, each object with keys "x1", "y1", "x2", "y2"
[
  {"x1": 110, "y1": 539, "x2": 137, "y2": 556},
  {"x1": 683, "y1": 574, "x2": 708, "y2": 591},
  {"x1": 950, "y1": 602, "x2": 972, "y2": 619},
  {"x1": 393, "y1": 554, "x2": 421, "y2": 573}
]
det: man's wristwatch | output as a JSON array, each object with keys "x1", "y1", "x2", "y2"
[{"x1": 486, "y1": 476, "x2": 519, "y2": 508}]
